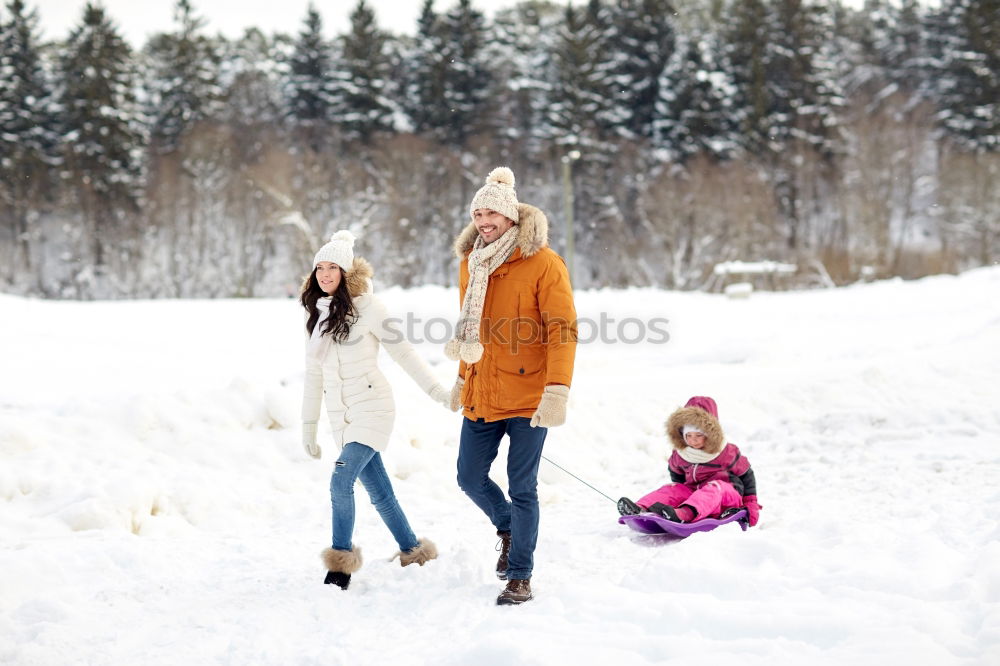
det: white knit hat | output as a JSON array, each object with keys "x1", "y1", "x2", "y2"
[
  {"x1": 682, "y1": 425, "x2": 705, "y2": 437},
  {"x1": 313, "y1": 230, "x2": 355, "y2": 269},
  {"x1": 469, "y1": 166, "x2": 519, "y2": 222}
]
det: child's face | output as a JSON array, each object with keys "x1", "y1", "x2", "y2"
[{"x1": 684, "y1": 432, "x2": 707, "y2": 449}]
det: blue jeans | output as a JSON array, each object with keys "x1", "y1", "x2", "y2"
[
  {"x1": 456, "y1": 417, "x2": 548, "y2": 580},
  {"x1": 330, "y1": 441, "x2": 419, "y2": 553}
]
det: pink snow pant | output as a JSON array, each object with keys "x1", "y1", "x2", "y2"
[{"x1": 637, "y1": 481, "x2": 742, "y2": 520}]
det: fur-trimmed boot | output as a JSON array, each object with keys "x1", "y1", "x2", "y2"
[
  {"x1": 322, "y1": 546, "x2": 363, "y2": 589},
  {"x1": 397, "y1": 539, "x2": 438, "y2": 567}
]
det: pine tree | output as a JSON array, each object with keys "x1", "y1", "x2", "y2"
[
  {"x1": 220, "y1": 28, "x2": 285, "y2": 132},
  {"x1": 653, "y1": 30, "x2": 740, "y2": 164},
  {"x1": 728, "y1": 14, "x2": 840, "y2": 156},
  {"x1": 546, "y1": 0, "x2": 622, "y2": 150},
  {"x1": 848, "y1": 0, "x2": 925, "y2": 97},
  {"x1": 439, "y1": 0, "x2": 491, "y2": 147},
  {"x1": 611, "y1": 0, "x2": 678, "y2": 140},
  {"x1": 286, "y1": 3, "x2": 337, "y2": 132},
  {"x1": 721, "y1": 0, "x2": 768, "y2": 154},
  {"x1": 883, "y1": 0, "x2": 925, "y2": 92},
  {"x1": 487, "y1": 1, "x2": 561, "y2": 150},
  {"x1": 144, "y1": 0, "x2": 221, "y2": 152},
  {"x1": 58, "y1": 2, "x2": 144, "y2": 269},
  {"x1": 718, "y1": 0, "x2": 844, "y2": 250},
  {"x1": 0, "y1": 0, "x2": 58, "y2": 270},
  {"x1": 402, "y1": 0, "x2": 450, "y2": 137},
  {"x1": 332, "y1": 0, "x2": 394, "y2": 144},
  {"x1": 932, "y1": 0, "x2": 999, "y2": 152}
]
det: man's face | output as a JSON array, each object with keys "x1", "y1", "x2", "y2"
[{"x1": 473, "y1": 208, "x2": 515, "y2": 245}]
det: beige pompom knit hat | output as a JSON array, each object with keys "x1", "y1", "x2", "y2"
[
  {"x1": 313, "y1": 230, "x2": 355, "y2": 269},
  {"x1": 469, "y1": 166, "x2": 519, "y2": 222}
]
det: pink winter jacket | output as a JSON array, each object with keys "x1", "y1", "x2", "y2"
[
  {"x1": 664, "y1": 395, "x2": 758, "y2": 498},
  {"x1": 667, "y1": 444, "x2": 756, "y2": 496}
]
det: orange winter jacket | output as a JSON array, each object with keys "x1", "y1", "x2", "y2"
[{"x1": 453, "y1": 203, "x2": 577, "y2": 422}]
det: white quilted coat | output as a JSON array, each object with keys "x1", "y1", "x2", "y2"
[{"x1": 301, "y1": 259, "x2": 444, "y2": 452}]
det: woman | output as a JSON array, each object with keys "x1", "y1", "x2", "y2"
[{"x1": 300, "y1": 230, "x2": 453, "y2": 589}]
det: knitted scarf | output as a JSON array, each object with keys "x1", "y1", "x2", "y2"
[
  {"x1": 306, "y1": 297, "x2": 334, "y2": 363},
  {"x1": 445, "y1": 225, "x2": 520, "y2": 364}
]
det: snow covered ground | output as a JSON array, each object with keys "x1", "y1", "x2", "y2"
[{"x1": 1, "y1": 268, "x2": 999, "y2": 665}]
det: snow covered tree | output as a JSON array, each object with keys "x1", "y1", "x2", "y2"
[
  {"x1": 927, "y1": 0, "x2": 1000, "y2": 267},
  {"x1": 285, "y1": 2, "x2": 337, "y2": 149},
  {"x1": 485, "y1": 2, "x2": 560, "y2": 151},
  {"x1": 723, "y1": 0, "x2": 839, "y2": 158},
  {"x1": 143, "y1": 0, "x2": 222, "y2": 153},
  {"x1": 653, "y1": 30, "x2": 740, "y2": 164},
  {"x1": 331, "y1": 0, "x2": 395, "y2": 144},
  {"x1": 438, "y1": 0, "x2": 492, "y2": 147},
  {"x1": 879, "y1": 0, "x2": 925, "y2": 93},
  {"x1": 611, "y1": 0, "x2": 678, "y2": 140},
  {"x1": 840, "y1": 0, "x2": 927, "y2": 99},
  {"x1": 219, "y1": 28, "x2": 285, "y2": 133},
  {"x1": 720, "y1": 0, "x2": 767, "y2": 150},
  {"x1": 401, "y1": 0, "x2": 450, "y2": 138},
  {"x1": 57, "y1": 2, "x2": 144, "y2": 271},
  {"x1": 0, "y1": 0, "x2": 58, "y2": 272},
  {"x1": 546, "y1": 0, "x2": 622, "y2": 150},
  {"x1": 930, "y1": 0, "x2": 999, "y2": 152},
  {"x1": 721, "y1": 0, "x2": 843, "y2": 250}
]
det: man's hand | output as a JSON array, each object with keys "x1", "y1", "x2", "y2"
[
  {"x1": 529, "y1": 385, "x2": 569, "y2": 428},
  {"x1": 449, "y1": 377, "x2": 464, "y2": 413}
]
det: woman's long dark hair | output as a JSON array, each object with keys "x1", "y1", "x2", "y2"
[{"x1": 300, "y1": 267, "x2": 357, "y2": 342}]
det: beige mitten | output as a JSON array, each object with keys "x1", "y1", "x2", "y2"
[
  {"x1": 448, "y1": 377, "x2": 465, "y2": 412},
  {"x1": 529, "y1": 385, "x2": 569, "y2": 428},
  {"x1": 428, "y1": 384, "x2": 451, "y2": 409},
  {"x1": 302, "y1": 422, "x2": 321, "y2": 459}
]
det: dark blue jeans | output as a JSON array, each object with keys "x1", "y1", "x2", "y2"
[
  {"x1": 456, "y1": 416, "x2": 548, "y2": 580},
  {"x1": 330, "y1": 441, "x2": 419, "y2": 553}
]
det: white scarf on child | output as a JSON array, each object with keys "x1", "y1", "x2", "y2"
[
  {"x1": 678, "y1": 447, "x2": 720, "y2": 464},
  {"x1": 307, "y1": 296, "x2": 334, "y2": 363}
]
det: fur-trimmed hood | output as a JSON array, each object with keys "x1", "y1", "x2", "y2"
[
  {"x1": 452, "y1": 202, "x2": 549, "y2": 260},
  {"x1": 345, "y1": 256, "x2": 374, "y2": 298},
  {"x1": 665, "y1": 396, "x2": 726, "y2": 455}
]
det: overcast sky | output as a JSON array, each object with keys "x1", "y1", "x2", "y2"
[{"x1": 32, "y1": 0, "x2": 552, "y2": 45}]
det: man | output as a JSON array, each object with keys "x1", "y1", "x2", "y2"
[{"x1": 446, "y1": 166, "x2": 577, "y2": 605}]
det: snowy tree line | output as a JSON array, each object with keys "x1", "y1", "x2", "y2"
[{"x1": 0, "y1": 0, "x2": 997, "y2": 298}]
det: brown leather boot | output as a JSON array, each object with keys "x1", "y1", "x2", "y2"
[
  {"x1": 495, "y1": 530, "x2": 511, "y2": 580},
  {"x1": 496, "y1": 578, "x2": 532, "y2": 605}
]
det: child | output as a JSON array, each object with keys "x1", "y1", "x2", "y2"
[
  {"x1": 617, "y1": 396, "x2": 761, "y2": 526},
  {"x1": 300, "y1": 231, "x2": 455, "y2": 589}
]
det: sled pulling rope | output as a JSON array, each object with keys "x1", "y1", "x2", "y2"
[{"x1": 541, "y1": 455, "x2": 616, "y2": 504}]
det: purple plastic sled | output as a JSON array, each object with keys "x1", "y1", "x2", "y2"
[{"x1": 619, "y1": 509, "x2": 749, "y2": 537}]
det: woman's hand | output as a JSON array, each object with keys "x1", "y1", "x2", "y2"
[
  {"x1": 302, "y1": 422, "x2": 322, "y2": 459},
  {"x1": 428, "y1": 384, "x2": 454, "y2": 411}
]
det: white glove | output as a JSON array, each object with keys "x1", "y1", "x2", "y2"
[
  {"x1": 302, "y1": 422, "x2": 321, "y2": 459},
  {"x1": 428, "y1": 384, "x2": 452, "y2": 409},
  {"x1": 449, "y1": 377, "x2": 464, "y2": 413},
  {"x1": 530, "y1": 385, "x2": 569, "y2": 428}
]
